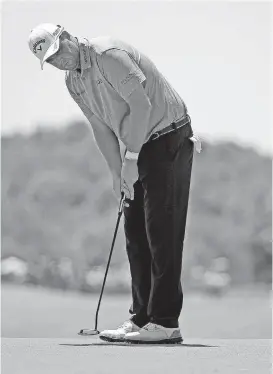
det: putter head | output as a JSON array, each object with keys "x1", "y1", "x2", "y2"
[{"x1": 78, "y1": 328, "x2": 100, "y2": 336}]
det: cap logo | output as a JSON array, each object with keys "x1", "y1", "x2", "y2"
[
  {"x1": 53, "y1": 26, "x2": 61, "y2": 37},
  {"x1": 33, "y1": 39, "x2": 46, "y2": 54}
]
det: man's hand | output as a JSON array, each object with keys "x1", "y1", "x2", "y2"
[{"x1": 121, "y1": 158, "x2": 139, "y2": 200}]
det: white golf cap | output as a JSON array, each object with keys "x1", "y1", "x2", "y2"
[{"x1": 28, "y1": 23, "x2": 64, "y2": 69}]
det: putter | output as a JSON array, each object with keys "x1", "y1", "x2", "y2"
[{"x1": 78, "y1": 192, "x2": 127, "y2": 336}]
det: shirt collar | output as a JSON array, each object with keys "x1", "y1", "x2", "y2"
[{"x1": 75, "y1": 37, "x2": 92, "y2": 78}]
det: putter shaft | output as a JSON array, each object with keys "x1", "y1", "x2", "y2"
[{"x1": 94, "y1": 193, "x2": 126, "y2": 331}]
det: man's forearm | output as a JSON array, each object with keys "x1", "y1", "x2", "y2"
[
  {"x1": 89, "y1": 115, "x2": 122, "y2": 177},
  {"x1": 121, "y1": 105, "x2": 151, "y2": 153}
]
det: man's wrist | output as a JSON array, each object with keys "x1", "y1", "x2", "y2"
[{"x1": 125, "y1": 150, "x2": 139, "y2": 161}]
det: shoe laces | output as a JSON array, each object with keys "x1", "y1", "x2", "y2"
[
  {"x1": 118, "y1": 320, "x2": 133, "y2": 331},
  {"x1": 143, "y1": 322, "x2": 160, "y2": 331}
]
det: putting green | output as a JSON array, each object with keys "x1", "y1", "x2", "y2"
[
  {"x1": 2, "y1": 284, "x2": 271, "y2": 339},
  {"x1": 2, "y1": 338, "x2": 271, "y2": 374}
]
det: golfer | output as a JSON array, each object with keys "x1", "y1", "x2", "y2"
[{"x1": 28, "y1": 23, "x2": 201, "y2": 344}]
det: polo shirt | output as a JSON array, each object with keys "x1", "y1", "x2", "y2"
[{"x1": 65, "y1": 36, "x2": 188, "y2": 147}]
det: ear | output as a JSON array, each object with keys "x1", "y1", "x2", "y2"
[{"x1": 59, "y1": 30, "x2": 70, "y2": 41}]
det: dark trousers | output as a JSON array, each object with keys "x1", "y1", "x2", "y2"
[{"x1": 123, "y1": 121, "x2": 194, "y2": 328}]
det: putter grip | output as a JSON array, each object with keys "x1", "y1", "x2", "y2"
[{"x1": 118, "y1": 192, "x2": 126, "y2": 213}]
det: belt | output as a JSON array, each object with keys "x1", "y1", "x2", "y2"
[{"x1": 149, "y1": 115, "x2": 191, "y2": 141}]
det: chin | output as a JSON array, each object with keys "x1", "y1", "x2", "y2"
[
  {"x1": 62, "y1": 66, "x2": 75, "y2": 71},
  {"x1": 66, "y1": 64, "x2": 79, "y2": 71}
]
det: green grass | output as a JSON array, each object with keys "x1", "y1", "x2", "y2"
[{"x1": 1, "y1": 283, "x2": 271, "y2": 339}]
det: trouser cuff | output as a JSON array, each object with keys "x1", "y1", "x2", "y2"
[{"x1": 150, "y1": 318, "x2": 179, "y2": 328}]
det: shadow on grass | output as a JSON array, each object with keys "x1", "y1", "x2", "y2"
[{"x1": 59, "y1": 343, "x2": 218, "y2": 348}]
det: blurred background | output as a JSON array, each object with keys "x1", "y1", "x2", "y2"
[{"x1": 1, "y1": 1, "x2": 272, "y2": 339}]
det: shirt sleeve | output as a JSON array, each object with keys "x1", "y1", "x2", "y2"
[
  {"x1": 100, "y1": 49, "x2": 146, "y2": 100},
  {"x1": 65, "y1": 79, "x2": 94, "y2": 121}
]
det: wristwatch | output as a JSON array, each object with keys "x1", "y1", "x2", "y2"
[{"x1": 125, "y1": 150, "x2": 139, "y2": 161}]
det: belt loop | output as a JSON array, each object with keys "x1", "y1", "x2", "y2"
[{"x1": 152, "y1": 132, "x2": 159, "y2": 141}]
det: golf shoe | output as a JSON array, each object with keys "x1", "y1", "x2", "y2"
[
  {"x1": 124, "y1": 322, "x2": 183, "y2": 344},
  {"x1": 99, "y1": 320, "x2": 140, "y2": 342}
]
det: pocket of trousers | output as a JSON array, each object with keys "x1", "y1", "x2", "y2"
[{"x1": 164, "y1": 131, "x2": 185, "y2": 161}]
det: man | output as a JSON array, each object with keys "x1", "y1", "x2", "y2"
[{"x1": 28, "y1": 23, "x2": 201, "y2": 344}]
